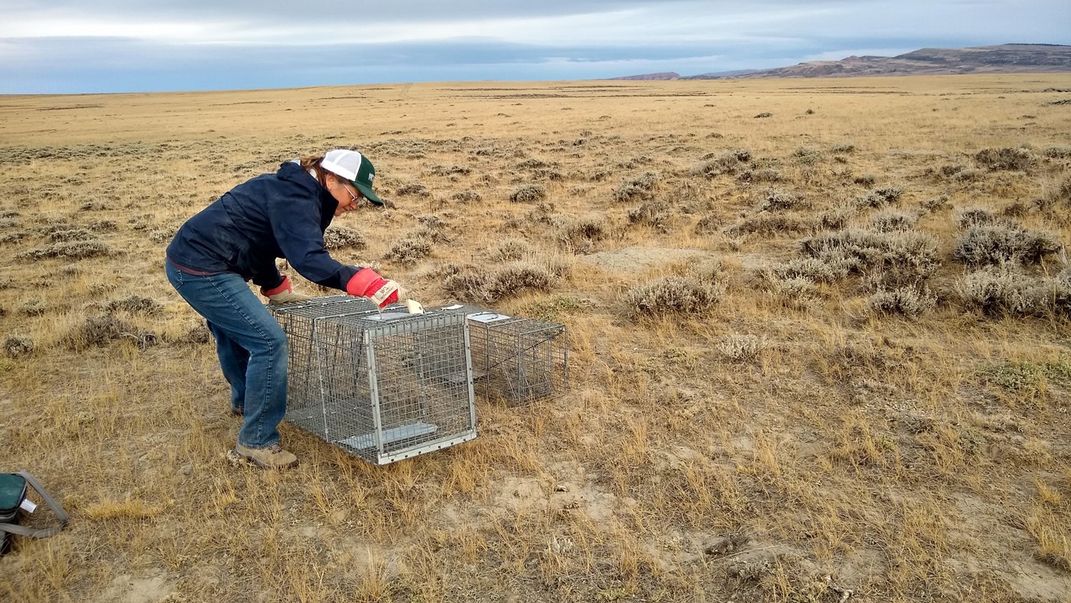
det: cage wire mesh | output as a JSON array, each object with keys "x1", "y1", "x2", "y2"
[
  {"x1": 272, "y1": 296, "x2": 476, "y2": 464},
  {"x1": 438, "y1": 304, "x2": 568, "y2": 405}
]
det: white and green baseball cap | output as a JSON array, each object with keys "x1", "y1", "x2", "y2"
[{"x1": 321, "y1": 149, "x2": 383, "y2": 206}]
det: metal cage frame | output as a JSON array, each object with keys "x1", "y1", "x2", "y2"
[
  {"x1": 271, "y1": 296, "x2": 477, "y2": 464},
  {"x1": 438, "y1": 304, "x2": 569, "y2": 405}
]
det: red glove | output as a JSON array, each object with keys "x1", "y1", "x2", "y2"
[
  {"x1": 346, "y1": 268, "x2": 405, "y2": 308},
  {"x1": 261, "y1": 276, "x2": 309, "y2": 304},
  {"x1": 262, "y1": 276, "x2": 291, "y2": 297}
]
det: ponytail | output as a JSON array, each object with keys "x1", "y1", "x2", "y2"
[{"x1": 299, "y1": 155, "x2": 329, "y2": 188}]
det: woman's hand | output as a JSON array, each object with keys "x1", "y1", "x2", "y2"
[
  {"x1": 267, "y1": 290, "x2": 311, "y2": 304},
  {"x1": 346, "y1": 268, "x2": 407, "y2": 308},
  {"x1": 261, "y1": 275, "x2": 310, "y2": 304}
]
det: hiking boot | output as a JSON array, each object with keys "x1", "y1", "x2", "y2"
[{"x1": 234, "y1": 443, "x2": 298, "y2": 469}]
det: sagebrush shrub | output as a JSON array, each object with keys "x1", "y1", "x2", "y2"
[
  {"x1": 555, "y1": 216, "x2": 607, "y2": 253},
  {"x1": 1047, "y1": 175, "x2": 1070, "y2": 206},
  {"x1": 1044, "y1": 146, "x2": 1071, "y2": 159},
  {"x1": 395, "y1": 182, "x2": 430, "y2": 196},
  {"x1": 757, "y1": 188, "x2": 805, "y2": 212},
  {"x1": 793, "y1": 147, "x2": 822, "y2": 165},
  {"x1": 870, "y1": 212, "x2": 917, "y2": 233},
  {"x1": 801, "y1": 229, "x2": 939, "y2": 285},
  {"x1": 867, "y1": 286, "x2": 936, "y2": 318},
  {"x1": 64, "y1": 315, "x2": 156, "y2": 350},
  {"x1": 323, "y1": 226, "x2": 366, "y2": 250},
  {"x1": 624, "y1": 276, "x2": 723, "y2": 318},
  {"x1": 920, "y1": 195, "x2": 949, "y2": 212},
  {"x1": 614, "y1": 172, "x2": 659, "y2": 202},
  {"x1": 818, "y1": 204, "x2": 856, "y2": 230},
  {"x1": 726, "y1": 213, "x2": 811, "y2": 237},
  {"x1": 443, "y1": 261, "x2": 559, "y2": 303},
  {"x1": 105, "y1": 295, "x2": 163, "y2": 316},
  {"x1": 47, "y1": 228, "x2": 94, "y2": 243},
  {"x1": 16, "y1": 241, "x2": 111, "y2": 261},
  {"x1": 771, "y1": 276, "x2": 818, "y2": 307},
  {"x1": 975, "y1": 147, "x2": 1035, "y2": 171},
  {"x1": 717, "y1": 335, "x2": 766, "y2": 362},
  {"x1": 451, "y1": 190, "x2": 482, "y2": 203},
  {"x1": 737, "y1": 167, "x2": 783, "y2": 184},
  {"x1": 955, "y1": 208, "x2": 1001, "y2": 229},
  {"x1": 953, "y1": 225, "x2": 1061, "y2": 267},
  {"x1": 486, "y1": 238, "x2": 532, "y2": 262},
  {"x1": 771, "y1": 256, "x2": 857, "y2": 283},
  {"x1": 958, "y1": 267, "x2": 1044, "y2": 316},
  {"x1": 510, "y1": 184, "x2": 546, "y2": 203},
  {"x1": 383, "y1": 236, "x2": 432, "y2": 264},
  {"x1": 627, "y1": 202, "x2": 671, "y2": 232},
  {"x1": 3, "y1": 336, "x2": 34, "y2": 359},
  {"x1": 694, "y1": 215, "x2": 721, "y2": 235},
  {"x1": 856, "y1": 187, "x2": 904, "y2": 208},
  {"x1": 694, "y1": 150, "x2": 750, "y2": 178}
]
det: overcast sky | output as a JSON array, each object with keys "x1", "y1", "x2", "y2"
[{"x1": 1, "y1": 0, "x2": 1068, "y2": 94}]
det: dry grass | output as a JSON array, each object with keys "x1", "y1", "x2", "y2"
[{"x1": 1, "y1": 74, "x2": 1070, "y2": 602}]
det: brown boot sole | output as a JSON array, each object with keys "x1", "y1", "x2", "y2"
[{"x1": 229, "y1": 447, "x2": 299, "y2": 470}]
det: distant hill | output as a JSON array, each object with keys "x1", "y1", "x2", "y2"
[
  {"x1": 609, "y1": 72, "x2": 680, "y2": 81},
  {"x1": 611, "y1": 44, "x2": 1071, "y2": 80}
]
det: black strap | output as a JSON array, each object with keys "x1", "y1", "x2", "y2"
[{"x1": 0, "y1": 471, "x2": 68, "y2": 539}]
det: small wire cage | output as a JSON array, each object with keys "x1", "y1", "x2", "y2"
[
  {"x1": 438, "y1": 304, "x2": 568, "y2": 405},
  {"x1": 271, "y1": 296, "x2": 477, "y2": 465}
]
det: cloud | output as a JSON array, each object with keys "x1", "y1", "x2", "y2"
[{"x1": 1, "y1": 0, "x2": 1067, "y2": 92}]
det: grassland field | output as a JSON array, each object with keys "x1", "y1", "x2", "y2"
[{"x1": 0, "y1": 74, "x2": 1070, "y2": 602}]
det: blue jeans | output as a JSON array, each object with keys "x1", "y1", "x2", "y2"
[{"x1": 165, "y1": 260, "x2": 288, "y2": 449}]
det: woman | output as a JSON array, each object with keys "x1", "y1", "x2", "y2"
[{"x1": 166, "y1": 149, "x2": 406, "y2": 469}]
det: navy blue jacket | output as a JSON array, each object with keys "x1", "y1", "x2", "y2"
[{"x1": 166, "y1": 161, "x2": 359, "y2": 290}]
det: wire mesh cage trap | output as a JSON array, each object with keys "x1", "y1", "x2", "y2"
[
  {"x1": 271, "y1": 296, "x2": 477, "y2": 465},
  {"x1": 438, "y1": 304, "x2": 568, "y2": 405}
]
